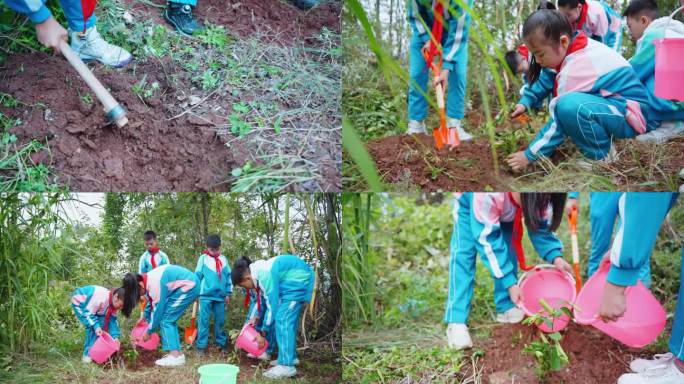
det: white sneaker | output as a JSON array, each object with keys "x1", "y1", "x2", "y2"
[
  {"x1": 447, "y1": 118, "x2": 474, "y2": 142},
  {"x1": 618, "y1": 358, "x2": 684, "y2": 384},
  {"x1": 247, "y1": 351, "x2": 271, "y2": 361},
  {"x1": 407, "y1": 120, "x2": 427, "y2": 134},
  {"x1": 270, "y1": 358, "x2": 299, "y2": 366},
  {"x1": 577, "y1": 145, "x2": 619, "y2": 170},
  {"x1": 636, "y1": 121, "x2": 684, "y2": 143},
  {"x1": 679, "y1": 168, "x2": 684, "y2": 179},
  {"x1": 496, "y1": 307, "x2": 525, "y2": 324},
  {"x1": 154, "y1": 353, "x2": 185, "y2": 367},
  {"x1": 446, "y1": 323, "x2": 473, "y2": 350},
  {"x1": 631, "y1": 353, "x2": 675, "y2": 373},
  {"x1": 263, "y1": 364, "x2": 297, "y2": 379},
  {"x1": 82, "y1": 355, "x2": 92, "y2": 363},
  {"x1": 69, "y1": 26, "x2": 132, "y2": 68}
]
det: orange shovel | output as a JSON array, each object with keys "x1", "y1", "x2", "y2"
[
  {"x1": 568, "y1": 205, "x2": 582, "y2": 293},
  {"x1": 184, "y1": 301, "x2": 198, "y2": 345},
  {"x1": 421, "y1": 48, "x2": 456, "y2": 149}
]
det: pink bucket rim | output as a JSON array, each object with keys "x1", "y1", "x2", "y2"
[{"x1": 518, "y1": 264, "x2": 577, "y2": 317}]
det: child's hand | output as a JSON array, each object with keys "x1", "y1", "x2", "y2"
[
  {"x1": 255, "y1": 334, "x2": 266, "y2": 349},
  {"x1": 508, "y1": 284, "x2": 522, "y2": 306},
  {"x1": 142, "y1": 332, "x2": 151, "y2": 342},
  {"x1": 552, "y1": 257, "x2": 573, "y2": 274},
  {"x1": 225, "y1": 296, "x2": 230, "y2": 306},
  {"x1": 95, "y1": 327, "x2": 103, "y2": 336},
  {"x1": 506, "y1": 151, "x2": 530, "y2": 172},
  {"x1": 565, "y1": 197, "x2": 578, "y2": 216},
  {"x1": 35, "y1": 16, "x2": 68, "y2": 54},
  {"x1": 598, "y1": 281, "x2": 627, "y2": 322},
  {"x1": 510, "y1": 104, "x2": 527, "y2": 118},
  {"x1": 434, "y1": 69, "x2": 450, "y2": 90},
  {"x1": 248, "y1": 317, "x2": 257, "y2": 326}
]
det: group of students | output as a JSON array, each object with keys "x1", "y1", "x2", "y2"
[
  {"x1": 443, "y1": 192, "x2": 683, "y2": 384},
  {"x1": 4, "y1": 0, "x2": 319, "y2": 68},
  {"x1": 407, "y1": 0, "x2": 684, "y2": 190},
  {"x1": 69, "y1": 230, "x2": 314, "y2": 380}
]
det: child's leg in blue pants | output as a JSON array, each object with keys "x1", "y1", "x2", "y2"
[
  {"x1": 407, "y1": 35, "x2": 429, "y2": 122},
  {"x1": 669, "y1": 246, "x2": 684, "y2": 360},
  {"x1": 56, "y1": 0, "x2": 96, "y2": 32},
  {"x1": 212, "y1": 300, "x2": 227, "y2": 347},
  {"x1": 160, "y1": 286, "x2": 199, "y2": 351},
  {"x1": 444, "y1": 195, "x2": 477, "y2": 324},
  {"x1": 197, "y1": 299, "x2": 212, "y2": 349},
  {"x1": 554, "y1": 92, "x2": 638, "y2": 160},
  {"x1": 589, "y1": 192, "x2": 651, "y2": 286},
  {"x1": 445, "y1": 45, "x2": 468, "y2": 120},
  {"x1": 275, "y1": 300, "x2": 303, "y2": 366},
  {"x1": 492, "y1": 222, "x2": 518, "y2": 314}
]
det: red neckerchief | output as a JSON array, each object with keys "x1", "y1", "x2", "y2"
[
  {"x1": 142, "y1": 273, "x2": 153, "y2": 312},
  {"x1": 574, "y1": 2, "x2": 589, "y2": 30},
  {"x1": 148, "y1": 247, "x2": 160, "y2": 269},
  {"x1": 516, "y1": 44, "x2": 529, "y2": 61},
  {"x1": 553, "y1": 32, "x2": 589, "y2": 96},
  {"x1": 426, "y1": 0, "x2": 445, "y2": 68},
  {"x1": 104, "y1": 289, "x2": 114, "y2": 333},
  {"x1": 244, "y1": 287, "x2": 261, "y2": 314},
  {"x1": 204, "y1": 250, "x2": 223, "y2": 281},
  {"x1": 508, "y1": 192, "x2": 533, "y2": 271}
]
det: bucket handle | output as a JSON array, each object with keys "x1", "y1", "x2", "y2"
[
  {"x1": 664, "y1": 6, "x2": 684, "y2": 36},
  {"x1": 517, "y1": 263, "x2": 577, "y2": 288}
]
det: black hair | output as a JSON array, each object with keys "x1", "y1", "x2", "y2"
[
  {"x1": 537, "y1": 1, "x2": 556, "y2": 10},
  {"x1": 522, "y1": 9, "x2": 574, "y2": 84},
  {"x1": 505, "y1": 51, "x2": 521, "y2": 74},
  {"x1": 122, "y1": 272, "x2": 143, "y2": 317},
  {"x1": 623, "y1": 0, "x2": 659, "y2": 20},
  {"x1": 520, "y1": 193, "x2": 567, "y2": 233},
  {"x1": 111, "y1": 287, "x2": 129, "y2": 316},
  {"x1": 557, "y1": 0, "x2": 585, "y2": 8},
  {"x1": 143, "y1": 230, "x2": 157, "y2": 241},
  {"x1": 231, "y1": 256, "x2": 252, "y2": 286},
  {"x1": 206, "y1": 234, "x2": 221, "y2": 248}
]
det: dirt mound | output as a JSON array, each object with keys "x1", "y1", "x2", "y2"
[
  {"x1": 196, "y1": 0, "x2": 341, "y2": 43},
  {"x1": 366, "y1": 134, "x2": 510, "y2": 191},
  {"x1": 478, "y1": 323, "x2": 652, "y2": 384},
  {"x1": 0, "y1": 53, "x2": 243, "y2": 191}
]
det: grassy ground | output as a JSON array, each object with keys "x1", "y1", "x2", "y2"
[
  {"x1": 0, "y1": 0, "x2": 341, "y2": 192},
  {"x1": 342, "y1": 194, "x2": 684, "y2": 383}
]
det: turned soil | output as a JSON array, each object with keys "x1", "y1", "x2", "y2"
[
  {"x1": 366, "y1": 133, "x2": 512, "y2": 191},
  {"x1": 477, "y1": 323, "x2": 654, "y2": 384}
]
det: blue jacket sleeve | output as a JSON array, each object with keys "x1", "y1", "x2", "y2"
[
  {"x1": 4, "y1": 0, "x2": 52, "y2": 24},
  {"x1": 195, "y1": 255, "x2": 204, "y2": 281},
  {"x1": 407, "y1": 0, "x2": 429, "y2": 41},
  {"x1": 147, "y1": 285, "x2": 168, "y2": 334},
  {"x1": 607, "y1": 193, "x2": 675, "y2": 286},
  {"x1": 469, "y1": 194, "x2": 518, "y2": 289},
  {"x1": 223, "y1": 265, "x2": 233, "y2": 297},
  {"x1": 261, "y1": 270, "x2": 281, "y2": 328},
  {"x1": 528, "y1": 220, "x2": 564, "y2": 264},
  {"x1": 519, "y1": 69, "x2": 555, "y2": 109}
]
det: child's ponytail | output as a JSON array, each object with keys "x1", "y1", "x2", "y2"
[
  {"x1": 537, "y1": 0, "x2": 556, "y2": 10},
  {"x1": 122, "y1": 272, "x2": 142, "y2": 318},
  {"x1": 231, "y1": 256, "x2": 253, "y2": 286},
  {"x1": 522, "y1": 9, "x2": 574, "y2": 84},
  {"x1": 520, "y1": 193, "x2": 567, "y2": 232}
]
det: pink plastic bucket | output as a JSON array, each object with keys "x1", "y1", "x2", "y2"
[
  {"x1": 130, "y1": 320, "x2": 160, "y2": 350},
  {"x1": 519, "y1": 264, "x2": 577, "y2": 333},
  {"x1": 88, "y1": 332, "x2": 120, "y2": 364},
  {"x1": 654, "y1": 6, "x2": 684, "y2": 101},
  {"x1": 235, "y1": 324, "x2": 268, "y2": 356},
  {"x1": 574, "y1": 260, "x2": 666, "y2": 348}
]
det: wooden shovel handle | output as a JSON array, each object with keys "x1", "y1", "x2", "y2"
[
  {"x1": 191, "y1": 301, "x2": 197, "y2": 319},
  {"x1": 58, "y1": 40, "x2": 128, "y2": 128}
]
